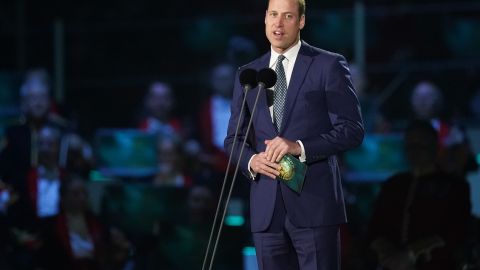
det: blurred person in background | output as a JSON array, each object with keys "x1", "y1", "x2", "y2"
[
  {"x1": 146, "y1": 185, "x2": 215, "y2": 270},
  {"x1": 153, "y1": 136, "x2": 192, "y2": 187},
  {"x1": 410, "y1": 80, "x2": 478, "y2": 177},
  {"x1": 139, "y1": 81, "x2": 182, "y2": 139},
  {"x1": 368, "y1": 120, "x2": 471, "y2": 270},
  {"x1": 41, "y1": 175, "x2": 132, "y2": 270},
  {"x1": 140, "y1": 81, "x2": 201, "y2": 186},
  {"x1": 0, "y1": 68, "x2": 68, "y2": 192},
  {"x1": 62, "y1": 133, "x2": 94, "y2": 179},
  {"x1": 3, "y1": 125, "x2": 65, "y2": 269},
  {"x1": 198, "y1": 62, "x2": 236, "y2": 175}
]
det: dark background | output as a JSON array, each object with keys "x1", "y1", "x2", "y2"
[{"x1": 1, "y1": 0, "x2": 480, "y2": 136}]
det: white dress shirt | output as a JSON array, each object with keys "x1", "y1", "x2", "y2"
[
  {"x1": 37, "y1": 166, "x2": 60, "y2": 217},
  {"x1": 248, "y1": 40, "x2": 306, "y2": 179},
  {"x1": 211, "y1": 95, "x2": 231, "y2": 150}
]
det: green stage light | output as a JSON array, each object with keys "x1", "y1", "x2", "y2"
[
  {"x1": 242, "y1": 246, "x2": 256, "y2": 256},
  {"x1": 225, "y1": 215, "x2": 245, "y2": 226}
]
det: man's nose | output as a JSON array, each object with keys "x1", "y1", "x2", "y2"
[{"x1": 274, "y1": 16, "x2": 284, "y2": 27}]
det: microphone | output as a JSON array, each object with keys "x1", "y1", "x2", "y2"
[
  {"x1": 239, "y1": 68, "x2": 258, "y2": 91},
  {"x1": 257, "y1": 68, "x2": 277, "y2": 89},
  {"x1": 258, "y1": 68, "x2": 276, "y2": 107}
]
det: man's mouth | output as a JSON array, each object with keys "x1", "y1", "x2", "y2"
[{"x1": 273, "y1": 30, "x2": 284, "y2": 37}]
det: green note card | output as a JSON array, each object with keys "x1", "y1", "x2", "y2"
[{"x1": 276, "y1": 154, "x2": 307, "y2": 193}]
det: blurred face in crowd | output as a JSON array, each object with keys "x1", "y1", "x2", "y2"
[
  {"x1": 410, "y1": 81, "x2": 443, "y2": 120},
  {"x1": 265, "y1": 0, "x2": 305, "y2": 54},
  {"x1": 157, "y1": 138, "x2": 181, "y2": 174},
  {"x1": 22, "y1": 83, "x2": 51, "y2": 120},
  {"x1": 211, "y1": 63, "x2": 235, "y2": 98},
  {"x1": 38, "y1": 126, "x2": 60, "y2": 168},
  {"x1": 145, "y1": 82, "x2": 174, "y2": 121}
]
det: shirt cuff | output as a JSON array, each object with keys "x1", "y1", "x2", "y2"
[
  {"x1": 296, "y1": 140, "x2": 306, "y2": 162},
  {"x1": 247, "y1": 154, "x2": 257, "y2": 180}
]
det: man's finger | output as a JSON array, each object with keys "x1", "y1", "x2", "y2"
[{"x1": 275, "y1": 149, "x2": 287, "y2": 162}]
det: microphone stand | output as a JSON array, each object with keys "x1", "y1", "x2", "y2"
[
  {"x1": 201, "y1": 82, "x2": 255, "y2": 270},
  {"x1": 206, "y1": 81, "x2": 267, "y2": 270}
]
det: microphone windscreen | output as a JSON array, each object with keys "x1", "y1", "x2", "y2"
[
  {"x1": 257, "y1": 68, "x2": 277, "y2": 89},
  {"x1": 239, "y1": 68, "x2": 258, "y2": 89}
]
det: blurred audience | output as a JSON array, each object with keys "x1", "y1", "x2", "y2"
[
  {"x1": 198, "y1": 62, "x2": 235, "y2": 174},
  {"x1": 146, "y1": 185, "x2": 214, "y2": 270},
  {"x1": 42, "y1": 175, "x2": 132, "y2": 270},
  {"x1": 153, "y1": 137, "x2": 192, "y2": 187},
  {"x1": 0, "y1": 68, "x2": 68, "y2": 190},
  {"x1": 1, "y1": 125, "x2": 64, "y2": 269},
  {"x1": 410, "y1": 81, "x2": 444, "y2": 122},
  {"x1": 62, "y1": 133, "x2": 94, "y2": 179},
  {"x1": 139, "y1": 81, "x2": 182, "y2": 140},
  {"x1": 368, "y1": 120, "x2": 471, "y2": 270},
  {"x1": 29, "y1": 126, "x2": 63, "y2": 219},
  {"x1": 410, "y1": 80, "x2": 478, "y2": 177}
]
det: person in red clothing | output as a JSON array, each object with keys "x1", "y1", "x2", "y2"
[
  {"x1": 138, "y1": 81, "x2": 182, "y2": 139},
  {"x1": 368, "y1": 120, "x2": 472, "y2": 270},
  {"x1": 198, "y1": 63, "x2": 236, "y2": 173},
  {"x1": 42, "y1": 176, "x2": 131, "y2": 270},
  {"x1": 410, "y1": 81, "x2": 478, "y2": 177}
]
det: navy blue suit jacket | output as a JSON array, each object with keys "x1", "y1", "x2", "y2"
[{"x1": 225, "y1": 41, "x2": 364, "y2": 233}]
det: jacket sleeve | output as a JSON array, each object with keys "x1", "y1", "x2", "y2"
[{"x1": 302, "y1": 55, "x2": 364, "y2": 163}]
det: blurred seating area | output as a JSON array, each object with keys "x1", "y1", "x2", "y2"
[{"x1": 1, "y1": 0, "x2": 480, "y2": 269}]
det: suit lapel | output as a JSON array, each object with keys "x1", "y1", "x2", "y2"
[
  {"x1": 247, "y1": 53, "x2": 277, "y2": 136},
  {"x1": 280, "y1": 43, "x2": 313, "y2": 134}
]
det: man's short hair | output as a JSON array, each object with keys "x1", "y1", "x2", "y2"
[
  {"x1": 298, "y1": 0, "x2": 306, "y2": 16},
  {"x1": 267, "y1": 0, "x2": 306, "y2": 16}
]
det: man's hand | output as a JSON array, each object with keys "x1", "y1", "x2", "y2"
[
  {"x1": 250, "y1": 152, "x2": 281, "y2": 179},
  {"x1": 264, "y1": 137, "x2": 301, "y2": 162}
]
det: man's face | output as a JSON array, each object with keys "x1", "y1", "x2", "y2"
[
  {"x1": 265, "y1": 0, "x2": 305, "y2": 54},
  {"x1": 146, "y1": 83, "x2": 173, "y2": 119},
  {"x1": 23, "y1": 86, "x2": 50, "y2": 119},
  {"x1": 38, "y1": 127, "x2": 59, "y2": 167}
]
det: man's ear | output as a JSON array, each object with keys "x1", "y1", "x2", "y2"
[{"x1": 299, "y1": 15, "x2": 305, "y2": 30}]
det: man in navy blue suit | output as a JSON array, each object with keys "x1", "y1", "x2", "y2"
[{"x1": 224, "y1": 0, "x2": 364, "y2": 269}]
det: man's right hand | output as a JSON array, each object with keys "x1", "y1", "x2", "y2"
[{"x1": 250, "y1": 152, "x2": 281, "y2": 179}]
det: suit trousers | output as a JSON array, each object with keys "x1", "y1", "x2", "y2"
[{"x1": 253, "y1": 183, "x2": 340, "y2": 270}]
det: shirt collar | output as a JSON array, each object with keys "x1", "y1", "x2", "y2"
[{"x1": 270, "y1": 39, "x2": 302, "y2": 65}]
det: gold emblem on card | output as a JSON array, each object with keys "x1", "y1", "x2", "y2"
[{"x1": 279, "y1": 156, "x2": 295, "y2": 181}]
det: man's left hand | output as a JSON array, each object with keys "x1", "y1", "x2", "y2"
[{"x1": 264, "y1": 137, "x2": 301, "y2": 163}]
